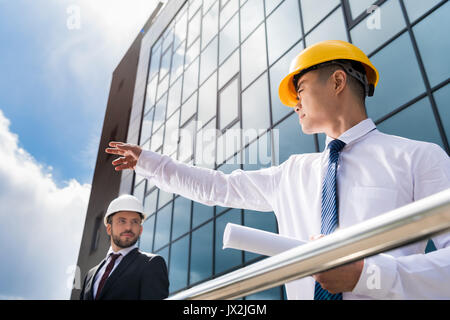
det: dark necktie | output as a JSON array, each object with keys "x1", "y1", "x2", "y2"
[
  {"x1": 95, "y1": 253, "x2": 121, "y2": 300},
  {"x1": 314, "y1": 139, "x2": 346, "y2": 300}
]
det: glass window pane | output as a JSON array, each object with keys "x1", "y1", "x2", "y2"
[
  {"x1": 215, "y1": 209, "x2": 242, "y2": 274},
  {"x1": 305, "y1": 7, "x2": 348, "y2": 46},
  {"x1": 219, "y1": 76, "x2": 239, "y2": 130},
  {"x1": 348, "y1": 0, "x2": 377, "y2": 19},
  {"x1": 151, "y1": 125, "x2": 164, "y2": 152},
  {"x1": 245, "y1": 286, "x2": 282, "y2": 300},
  {"x1": 200, "y1": 36, "x2": 218, "y2": 85},
  {"x1": 241, "y1": 0, "x2": 264, "y2": 41},
  {"x1": 140, "y1": 108, "x2": 154, "y2": 144},
  {"x1": 244, "y1": 210, "x2": 277, "y2": 261},
  {"x1": 153, "y1": 93, "x2": 167, "y2": 133},
  {"x1": 149, "y1": 43, "x2": 162, "y2": 81},
  {"x1": 172, "y1": 197, "x2": 192, "y2": 240},
  {"x1": 154, "y1": 202, "x2": 173, "y2": 250},
  {"x1": 217, "y1": 131, "x2": 241, "y2": 169},
  {"x1": 162, "y1": 24, "x2": 174, "y2": 53},
  {"x1": 204, "y1": 0, "x2": 217, "y2": 13},
  {"x1": 413, "y1": 2, "x2": 450, "y2": 87},
  {"x1": 242, "y1": 132, "x2": 272, "y2": 170},
  {"x1": 219, "y1": 13, "x2": 239, "y2": 64},
  {"x1": 189, "y1": 0, "x2": 202, "y2": 20},
  {"x1": 377, "y1": 97, "x2": 443, "y2": 149},
  {"x1": 351, "y1": 0, "x2": 406, "y2": 56},
  {"x1": 169, "y1": 235, "x2": 189, "y2": 293},
  {"x1": 145, "y1": 76, "x2": 158, "y2": 114},
  {"x1": 155, "y1": 247, "x2": 169, "y2": 268},
  {"x1": 241, "y1": 23, "x2": 267, "y2": 89},
  {"x1": 140, "y1": 214, "x2": 155, "y2": 253},
  {"x1": 220, "y1": 0, "x2": 239, "y2": 29},
  {"x1": 273, "y1": 112, "x2": 315, "y2": 164},
  {"x1": 198, "y1": 72, "x2": 217, "y2": 126},
  {"x1": 265, "y1": 0, "x2": 283, "y2": 16},
  {"x1": 242, "y1": 72, "x2": 271, "y2": 133},
  {"x1": 269, "y1": 42, "x2": 304, "y2": 125},
  {"x1": 434, "y1": 84, "x2": 450, "y2": 146},
  {"x1": 179, "y1": 119, "x2": 196, "y2": 162},
  {"x1": 196, "y1": 118, "x2": 217, "y2": 168},
  {"x1": 158, "y1": 189, "x2": 173, "y2": 209},
  {"x1": 192, "y1": 201, "x2": 214, "y2": 228},
  {"x1": 163, "y1": 110, "x2": 180, "y2": 156},
  {"x1": 300, "y1": 0, "x2": 339, "y2": 33},
  {"x1": 170, "y1": 42, "x2": 185, "y2": 86},
  {"x1": 167, "y1": 76, "x2": 183, "y2": 117},
  {"x1": 181, "y1": 91, "x2": 197, "y2": 126},
  {"x1": 187, "y1": 9, "x2": 201, "y2": 48},
  {"x1": 183, "y1": 57, "x2": 200, "y2": 103},
  {"x1": 144, "y1": 188, "x2": 158, "y2": 217},
  {"x1": 202, "y1": 1, "x2": 219, "y2": 50},
  {"x1": 160, "y1": 47, "x2": 172, "y2": 80},
  {"x1": 266, "y1": 0, "x2": 302, "y2": 65},
  {"x1": 157, "y1": 74, "x2": 170, "y2": 101},
  {"x1": 366, "y1": 33, "x2": 426, "y2": 121},
  {"x1": 185, "y1": 37, "x2": 200, "y2": 68},
  {"x1": 404, "y1": 0, "x2": 441, "y2": 22},
  {"x1": 133, "y1": 180, "x2": 146, "y2": 203},
  {"x1": 219, "y1": 49, "x2": 239, "y2": 89},
  {"x1": 174, "y1": 10, "x2": 188, "y2": 49},
  {"x1": 190, "y1": 221, "x2": 213, "y2": 284}
]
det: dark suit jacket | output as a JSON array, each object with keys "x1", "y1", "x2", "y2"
[{"x1": 80, "y1": 248, "x2": 169, "y2": 300}]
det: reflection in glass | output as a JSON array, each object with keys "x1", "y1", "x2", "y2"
[
  {"x1": 154, "y1": 202, "x2": 173, "y2": 250},
  {"x1": 187, "y1": 9, "x2": 201, "y2": 48},
  {"x1": 219, "y1": 76, "x2": 239, "y2": 130},
  {"x1": 348, "y1": 0, "x2": 377, "y2": 19},
  {"x1": 300, "y1": 0, "x2": 339, "y2": 33},
  {"x1": 198, "y1": 72, "x2": 217, "y2": 126},
  {"x1": 153, "y1": 93, "x2": 167, "y2": 133},
  {"x1": 219, "y1": 13, "x2": 239, "y2": 64},
  {"x1": 200, "y1": 37, "x2": 218, "y2": 85},
  {"x1": 164, "y1": 110, "x2": 180, "y2": 156},
  {"x1": 215, "y1": 209, "x2": 242, "y2": 274},
  {"x1": 169, "y1": 235, "x2": 189, "y2": 293},
  {"x1": 192, "y1": 201, "x2": 214, "y2": 228},
  {"x1": 413, "y1": 2, "x2": 450, "y2": 87},
  {"x1": 158, "y1": 189, "x2": 173, "y2": 210},
  {"x1": 366, "y1": 33, "x2": 425, "y2": 121},
  {"x1": 265, "y1": 0, "x2": 283, "y2": 16},
  {"x1": 181, "y1": 92, "x2": 197, "y2": 126},
  {"x1": 149, "y1": 43, "x2": 162, "y2": 81},
  {"x1": 241, "y1": 23, "x2": 267, "y2": 89},
  {"x1": 190, "y1": 222, "x2": 213, "y2": 284},
  {"x1": 133, "y1": 180, "x2": 146, "y2": 203},
  {"x1": 245, "y1": 286, "x2": 282, "y2": 300},
  {"x1": 273, "y1": 112, "x2": 315, "y2": 164},
  {"x1": 202, "y1": 1, "x2": 219, "y2": 50},
  {"x1": 244, "y1": 210, "x2": 277, "y2": 261},
  {"x1": 151, "y1": 125, "x2": 164, "y2": 152},
  {"x1": 179, "y1": 119, "x2": 196, "y2": 162},
  {"x1": 174, "y1": 10, "x2": 188, "y2": 49},
  {"x1": 434, "y1": 84, "x2": 450, "y2": 145},
  {"x1": 170, "y1": 42, "x2": 185, "y2": 85},
  {"x1": 266, "y1": 0, "x2": 301, "y2": 65},
  {"x1": 305, "y1": 7, "x2": 347, "y2": 46},
  {"x1": 185, "y1": 38, "x2": 200, "y2": 68},
  {"x1": 172, "y1": 196, "x2": 192, "y2": 240},
  {"x1": 144, "y1": 188, "x2": 158, "y2": 217},
  {"x1": 183, "y1": 57, "x2": 200, "y2": 103},
  {"x1": 160, "y1": 47, "x2": 172, "y2": 80},
  {"x1": 242, "y1": 72, "x2": 271, "y2": 133},
  {"x1": 242, "y1": 132, "x2": 272, "y2": 170},
  {"x1": 167, "y1": 77, "x2": 183, "y2": 117},
  {"x1": 351, "y1": 0, "x2": 405, "y2": 55},
  {"x1": 377, "y1": 97, "x2": 443, "y2": 149},
  {"x1": 145, "y1": 76, "x2": 158, "y2": 114},
  {"x1": 139, "y1": 214, "x2": 155, "y2": 253},
  {"x1": 241, "y1": 0, "x2": 264, "y2": 41},
  {"x1": 140, "y1": 108, "x2": 154, "y2": 144},
  {"x1": 404, "y1": 0, "x2": 441, "y2": 23},
  {"x1": 220, "y1": 0, "x2": 239, "y2": 29},
  {"x1": 219, "y1": 49, "x2": 239, "y2": 89}
]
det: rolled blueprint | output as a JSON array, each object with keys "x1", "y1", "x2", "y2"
[{"x1": 223, "y1": 223, "x2": 306, "y2": 257}]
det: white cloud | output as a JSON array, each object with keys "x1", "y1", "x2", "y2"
[{"x1": 0, "y1": 109, "x2": 90, "y2": 299}]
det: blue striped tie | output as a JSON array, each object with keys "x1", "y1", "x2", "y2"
[{"x1": 314, "y1": 139, "x2": 346, "y2": 300}]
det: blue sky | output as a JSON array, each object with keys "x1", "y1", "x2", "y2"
[{"x1": 0, "y1": 0, "x2": 163, "y2": 299}]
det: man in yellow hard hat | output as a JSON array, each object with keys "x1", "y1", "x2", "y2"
[{"x1": 105, "y1": 40, "x2": 450, "y2": 300}]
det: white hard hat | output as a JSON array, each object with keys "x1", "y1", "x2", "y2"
[{"x1": 104, "y1": 194, "x2": 146, "y2": 226}]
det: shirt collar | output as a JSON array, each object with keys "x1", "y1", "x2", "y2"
[
  {"x1": 106, "y1": 243, "x2": 138, "y2": 259},
  {"x1": 324, "y1": 118, "x2": 376, "y2": 151}
]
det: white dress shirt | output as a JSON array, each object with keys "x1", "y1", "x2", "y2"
[
  {"x1": 93, "y1": 244, "x2": 137, "y2": 298},
  {"x1": 135, "y1": 118, "x2": 450, "y2": 299}
]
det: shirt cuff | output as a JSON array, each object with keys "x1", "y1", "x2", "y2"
[
  {"x1": 135, "y1": 149, "x2": 163, "y2": 178},
  {"x1": 352, "y1": 253, "x2": 397, "y2": 299}
]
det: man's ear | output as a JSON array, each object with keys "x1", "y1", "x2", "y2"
[
  {"x1": 106, "y1": 223, "x2": 112, "y2": 236},
  {"x1": 332, "y1": 69, "x2": 347, "y2": 95}
]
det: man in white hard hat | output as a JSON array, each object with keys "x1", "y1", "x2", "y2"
[
  {"x1": 105, "y1": 40, "x2": 450, "y2": 300},
  {"x1": 80, "y1": 194, "x2": 169, "y2": 300}
]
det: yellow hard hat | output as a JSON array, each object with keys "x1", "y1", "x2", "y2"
[{"x1": 278, "y1": 40, "x2": 379, "y2": 107}]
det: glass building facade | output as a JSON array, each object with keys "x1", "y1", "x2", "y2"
[{"x1": 121, "y1": 0, "x2": 450, "y2": 299}]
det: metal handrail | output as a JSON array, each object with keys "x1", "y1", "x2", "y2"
[{"x1": 167, "y1": 188, "x2": 450, "y2": 300}]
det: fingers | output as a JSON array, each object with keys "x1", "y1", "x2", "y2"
[
  {"x1": 112, "y1": 157, "x2": 127, "y2": 166},
  {"x1": 114, "y1": 163, "x2": 133, "y2": 171},
  {"x1": 105, "y1": 147, "x2": 124, "y2": 155}
]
